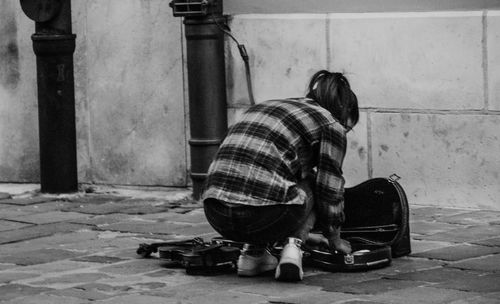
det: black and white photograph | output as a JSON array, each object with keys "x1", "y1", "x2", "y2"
[{"x1": 0, "y1": 0, "x2": 499, "y2": 303}]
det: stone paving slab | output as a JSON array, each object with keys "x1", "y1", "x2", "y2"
[
  {"x1": 5, "y1": 294, "x2": 94, "y2": 304},
  {"x1": 117, "y1": 197, "x2": 200, "y2": 215},
  {"x1": 0, "y1": 192, "x2": 11, "y2": 200},
  {"x1": 92, "y1": 294, "x2": 180, "y2": 304},
  {"x1": 0, "y1": 284, "x2": 53, "y2": 302},
  {"x1": 141, "y1": 209, "x2": 207, "y2": 223},
  {"x1": 439, "y1": 210, "x2": 500, "y2": 225},
  {"x1": 171, "y1": 222, "x2": 218, "y2": 237},
  {"x1": 267, "y1": 290, "x2": 360, "y2": 304},
  {"x1": 390, "y1": 267, "x2": 500, "y2": 293},
  {"x1": 0, "y1": 196, "x2": 58, "y2": 206},
  {"x1": 61, "y1": 199, "x2": 163, "y2": 215},
  {"x1": 101, "y1": 276, "x2": 180, "y2": 291},
  {"x1": 48, "y1": 282, "x2": 133, "y2": 301},
  {"x1": 0, "y1": 222, "x2": 90, "y2": 244},
  {"x1": 409, "y1": 206, "x2": 470, "y2": 221},
  {"x1": 471, "y1": 237, "x2": 500, "y2": 247},
  {"x1": 411, "y1": 243, "x2": 500, "y2": 261},
  {"x1": 67, "y1": 195, "x2": 130, "y2": 206},
  {"x1": 143, "y1": 276, "x2": 246, "y2": 298},
  {"x1": 408, "y1": 239, "x2": 453, "y2": 254},
  {"x1": 47, "y1": 288, "x2": 118, "y2": 302},
  {"x1": 368, "y1": 256, "x2": 445, "y2": 276},
  {"x1": 0, "y1": 248, "x2": 87, "y2": 266},
  {"x1": 97, "y1": 259, "x2": 166, "y2": 275},
  {"x1": 322, "y1": 278, "x2": 426, "y2": 295},
  {"x1": 0, "y1": 231, "x2": 100, "y2": 256},
  {"x1": 410, "y1": 220, "x2": 461, "y2": 236},
  {"x1": 483, "y1": 292, "x2": 500, "y2": 300},
  {"x1": 0, "y1": 206, "x2": 34, "y2": 219},
  {"x1": 459, "y1": 296, "x2": 500, "y2": 304},
  {"x1": 0, "y1": 201, "x2": 75, "y2": 218},
  {"x1": 69, "y1": 214, "x2": 134, "y2": 226},
  {"x1": 101, "y1": 247, "x2": 141, "y2": 260},
  {"x1": 71, "y1": 255, "x2": 128, "y2": 264},
  {"x1": 0, "y1": 219, "x2": 32, "y2": 232},
  {"x1": 117, "y1": 205, "x2": 174, "y2": 215},
  {"x1": 0, "y1": 263, "x2": 16, "y2": 271},
  {"x1": 5, "y1": 211, "x2": 89, "y2": 225},
  {"x1": 416, "y1": 225, "x2": 500, "y2": 243},
  {"x1": 99, "y1": 220, "x2": 195, "y2": 235},
  {"x1": 304, "y1": 271, "x2": 386, "y2": 292},
  {"x1": 28, "y1": 272, "x2": 115, "y2": 288},
  {"x1": 371, "y1": 286, "x2": 482, "y2": 304},
  {"x1": 232, "y1": 277, "x2": 321, "y2": 297},
  {"x1": 7, "y1": 260, "x2": 98, "y2": 274},
  {"x1": 447, "y1": 253, "x2": 500, "y2": 272},
  {"x1": 179, "y1": 290, "x2": 267, "y2": 304},
  {"x1": 435, "y1": 272, "x2": 500, "y2": 293},
  {"x1": 0, "y1": 272, "x2": 39, "y2": 284},
  {"x1": 54, "y1": 233, "x2": 144, "y2": 254}
]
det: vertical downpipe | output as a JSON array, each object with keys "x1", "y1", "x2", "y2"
[
  {"x1": 20, "y1": 0, "x2": 78, "y2": 193},
  {"x1": 184, "y1": 6, "x2": 227, "y2": 199}
]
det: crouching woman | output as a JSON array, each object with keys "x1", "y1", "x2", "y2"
[{"x1": 202, "y1": 70, "x2": 359, "y2": 281}]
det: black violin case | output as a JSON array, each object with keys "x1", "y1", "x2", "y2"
[
  {"x1": 305, "y1": 174, "x2": 411, "y2": 271},
  {"x1": 137, "y1": 237, "x2": 243, "y2": 275},
  {"x1": 342, "y1": 174, "x2": 411, "y2": 258}
]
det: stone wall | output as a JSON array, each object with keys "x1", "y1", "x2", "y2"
[
  {"x1": 226, "y1": 12, "x2": 500, "y2": 209},
  {"x1": 1, "y1": 2, "x2": 499, "y2": 209}
]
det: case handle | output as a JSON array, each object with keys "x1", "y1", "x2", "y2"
[{"x1": 388, "y1": 173, "x2": 401, "y2": 183}]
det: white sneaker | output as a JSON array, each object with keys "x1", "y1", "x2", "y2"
[
  {"x1": 275, "y1": 237, "x2": 303, "y2": 282},
  {"x1": 237, "y1": 244, "x2": 278, "y2": 277}
]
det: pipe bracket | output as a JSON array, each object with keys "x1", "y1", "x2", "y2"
[
  {"x1": 32, "y1": 34, "x2": 76, "y2": 56},
  {"x1": 189, "y1": 139, "x2": 223, "y2": 146}
]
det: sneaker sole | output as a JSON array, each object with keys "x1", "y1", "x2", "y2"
[
  {"x1": 238, "y1": 264, "x2": 277, "y2": 277},
  {"x1": 276, "y1": 262, "x2": 303, "y2": 282}
]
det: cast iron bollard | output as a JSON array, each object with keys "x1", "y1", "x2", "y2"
[
  {"x1": 20, "y1": 0, "x2": 77, "y2": 193},
  {"x1": 170, "y1": 0, "x2": 228, "y2": 199}
]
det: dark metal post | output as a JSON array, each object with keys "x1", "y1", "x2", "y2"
[
  {"x1": 20, "y1": 0, "x2": 78, "y2": 193},
  {"x1": 171, "y1": 0, "x2": 228, "y2": 199}
]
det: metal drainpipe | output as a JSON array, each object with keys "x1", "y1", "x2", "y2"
[
  {"x1": 20, "y1": 0, "x2": 78, "y2": 193},
  {"x1": 170, "y1": 0, "x2": 228, "y2": 199}
]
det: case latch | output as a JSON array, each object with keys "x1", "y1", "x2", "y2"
[{"x1": 344, "y1": 254, "x2": 354, "y2": 265}]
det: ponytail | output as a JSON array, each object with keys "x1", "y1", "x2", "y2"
[{"x1": 305, "y1": 70, "x2": 359, "y2": 129}]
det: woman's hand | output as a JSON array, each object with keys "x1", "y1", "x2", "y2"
[
  {"x1": 328, "y1": 235, "x2": 352, "y2": 254},
  {"x1": 306, "y1": 233, "x2": 329, "y2": 248},
  {"x1": 324, "y1": 225, "x2": 352, "y2": 254},
  {"x1": 315, "y1": 200, "x2": 350, "y2": 253}
]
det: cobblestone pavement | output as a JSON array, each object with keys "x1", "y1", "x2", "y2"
[{"x1": 0, "y1": 184, "x2": 499, "y2": 304}]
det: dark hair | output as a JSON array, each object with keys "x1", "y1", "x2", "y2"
[{"x1": 305, "y1": 70, "x2": 359, "y2": 130}]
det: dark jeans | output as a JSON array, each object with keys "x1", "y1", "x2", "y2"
[{"x1": 203, "y1": 180, "x2": 314, "y2": 245}]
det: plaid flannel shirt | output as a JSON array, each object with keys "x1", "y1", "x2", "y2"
[{"x1": 202, "y1": 98, "x2": 347, "y2": 218}]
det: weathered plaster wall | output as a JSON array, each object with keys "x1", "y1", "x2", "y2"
[
  {"x1": 227, "y1": 12, "x2": 500, "y2": 209},
  {"x1": 0, "y1": 0, "x2": 187, "y2": 186},
  {"x1": 490, "y1": 11, "x2": 500, "y2": 110},
  {"x1": 73, "y1": 0, "x2": 187, "y2": 186},
  {"x1": 225, "y1": 0, "x2": 500, "y2": 14},
  {"x1": 0, "y1": 0, "x2": 38, "y2": 182}
]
